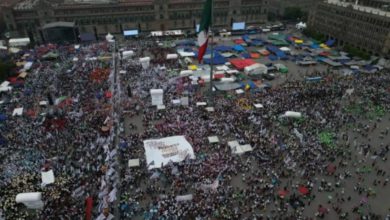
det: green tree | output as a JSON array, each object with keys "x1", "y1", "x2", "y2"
[
  {"x1": 283, "y1": 7, "x2": 307, "y2": 21},
  {"x1": 0, "y1": 61, "x2": 16, "y2": 82}
]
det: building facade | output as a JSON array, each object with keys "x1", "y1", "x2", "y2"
[
  {"x1": 1, "y1": 0, "x2": 267, "y2": 43},
  {"x1": 308, "y1": 0, "x2": 390, "y2": 57},
  {"x1": 268, "y1": 0, "x2": 318, "y2": 18}
]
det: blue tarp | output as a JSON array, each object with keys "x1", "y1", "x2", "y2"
[
  {"x1": 242, "y1": 35, "x2": 251, "y2": 43},
  {"x1": 0, "y1": 114, "x2": 6, "y2": 121},
  {"x1": 241, "y1": 53, "x2": 251, "y2": 59},
  {"x1": 311, "y1": 44, "x2": 320, "y2": 49},
  {"x1": 177, "y1": 46, "x2": 195, "y2": 52},
  {"x1": 269, "y1": 54, "x2": 278, "y2": 61},
  {"x1": 203, "y1": 53, "x2": 227, "y2": 65},
  {"x1": 325, "y1": 39, "x2": 335, "y2": 47},
  {"x1": 214, "y1": 45, "x2": 232, "y2": 52},
  {"x1": 266, "y1": 45, "x2": 286, "y2": 59},
  {"x1": 233, "y1": 45, "x2": 245, "y2": 52},
  {"x1": 176, "y1": 40, "x2": 196, "y2": 46},
  {"x1": 240, "y1": 81, "x2": 258, "y2": 89},
  {"x1": 251, "y1": 39, "x2": 264, "y2": 46}
]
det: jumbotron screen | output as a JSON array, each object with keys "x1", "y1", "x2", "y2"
[{"x1": 232, "y1": 22, "x2": 246, "y2": 31}]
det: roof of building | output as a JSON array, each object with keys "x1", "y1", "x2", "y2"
[
  {"x1": 42, "y1": 21, "x2": 75, "y2": 29},
  {"x1": 326, "y1": 0, "x2": 390, "y2": 17},
  {"x1": 13, "y1": 0, "x2": 39, "y2": 10}
]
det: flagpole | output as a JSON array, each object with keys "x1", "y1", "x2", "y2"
[{"x1": 209, "y1": 0, "x2": 214, "y2": 105}]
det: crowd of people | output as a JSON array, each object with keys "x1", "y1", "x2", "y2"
[
  {"x1": 0, "y1": 35, "x2": 389, "y2": 220},
  {"x1": 116, "y1": 39, "x2": 390, "y2": 219},
  {"x1": 0, "y1": 42, "x2": 118, "y2": 219}
]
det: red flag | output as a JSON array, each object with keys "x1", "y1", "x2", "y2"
[{"x1": 85, "y1": 196, "x2": 93, "y2": 220}]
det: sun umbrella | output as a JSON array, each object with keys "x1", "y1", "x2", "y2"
[{"x1": 298, "y1": 186, "x2": 309, "y2": 195}]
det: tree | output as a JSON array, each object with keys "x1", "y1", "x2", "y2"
[
  {"x1": 0, "y1": 61, "x2": 16, "y2": 82},
  {"x1": 283, "y1": 7, "x2": 307, "y2": 21}
]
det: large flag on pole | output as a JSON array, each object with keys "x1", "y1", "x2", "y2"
[{"x1": 198, "y1": 0, "x2": 212, "y2": 62}]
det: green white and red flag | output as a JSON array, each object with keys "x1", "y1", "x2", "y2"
[{"x1": 197, "y1": 0, "x2": 212, "y2": 62}]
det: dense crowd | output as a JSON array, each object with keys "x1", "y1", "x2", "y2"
[
  {"x1": 116, "y1": 40, "x2": 390, "y2": 219},
  {"x1": 0, "y1": 36, "x2": 389, "y2": 220},
  {"x1": 0, "y1": 42, "x2": 118, "y2": 219}
]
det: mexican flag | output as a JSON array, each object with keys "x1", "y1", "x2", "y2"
[{"x1": 198, "y1": 0, "x2": 212, "y2": 62}]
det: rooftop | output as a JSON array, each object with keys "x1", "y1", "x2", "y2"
[
  {"x1": 326, "y1": 0, "x2": 390, "y2": 17},
  {"x1": 13, "y1": 0, "x2": 39, "y2": 10}
]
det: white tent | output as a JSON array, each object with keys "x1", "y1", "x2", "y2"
[
  {"x1": 254, "y1": 103, "x2": 264, "y2": 108},
  {"x1": 281, "y1": 111, "x2": 302, "y2": 118},
  {"x1": 178, "y1": 51, "x2": 196, "y2": 57},
  {"x1": 12, "y1": 107, "x2": 23, "y2": 116},
  {"x1": 244, "y1": 63, "x2": 267, "y2": 75},
  {"x1": 9, "y1": 38, "x2": 30, "y2": 47},
  {"x1": 150, "y1": 89, "x2": 163, "y2": 106},
  {"x1": 228, "y1": 141, "x2": 253, "y2": 154},
  {"x1": 41, "y1": 170, "x2": 55, "y2": 185},
  {"x1": 15, "y1": 192, "x2": 44, "y2": 209},
  {"x1": 128, "y1": 159, "x2": 140, "y2": 167},
  {"x1": 296, "y1": 22, "x2": 307, "y2": 30},
  {"x1": 122, "y1": 50, "x2": 134, "y2": 59},
  {"x1": 208, "y1": 136, "x2": 219, "y2": 143},
  {"x1": 105, "y1": 33, "x2": 114, "y2": 42},
  {"x1": 280, "y1": 47, "x2": 291, "y2": 52},
  {"x1": 140, "y1": 57, "x2": 151, "y2": 69},
  {"x1": 166, "y1": 54, "x2": 178, "y2": 60},
  {"x1": 180, "y1": 70, "x2": 193, "y2": 77}
]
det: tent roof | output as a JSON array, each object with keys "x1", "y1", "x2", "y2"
[{"x1": 230, "y1": 58, "x2": 256, "y2": 70}]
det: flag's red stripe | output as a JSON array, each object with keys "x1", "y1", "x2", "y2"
[{"x1": 198, "y1": 39, "x2": 209, "y2": 62}]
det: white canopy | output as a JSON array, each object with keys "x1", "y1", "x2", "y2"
[
  {"x1": 244, "y1": 63, "x2": 267, "y2": 75},
  {"x1": 178, "y1": 51, "x2": 195, "y2": 57},
  {"x1": 280, "y1": 47, "x2": 291, "y2": 52},
  {"x1": 12, "y1": 107, "x2": 23, "y2": 116},
  {"x1": 128, "y1": 159, "x2": 140, "y2": 167},
  {"x1": 15, "y1": 192, "x2": 44, "y2": 209},
  {"x1": 122, "y1": 50, "x2": 134, "y2": 59},
  {"x1": 180, "y1": 70, "x2": 193, "y2": 77},
  {"x1": 105, "y1": 33, "x2": 114, "y2": 42},
  {"x1": 150, "y1": 89, "x2": 163, "y2": 106},
  {"x1": 9, "y1": 38, "x2": 30, "y2": 47},
  {"x1": 281, "y1": 111, "x2": 302, "y2": 118},
  {"x1": 166, "y1": 54, "x2": 178, "y2": 60},
  {"x1": 41, "y1": 170, "x2": 55, "y2": 185}
]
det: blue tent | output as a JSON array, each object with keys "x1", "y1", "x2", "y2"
[
  {"x1": 214, "y1": 45, "x2": 232, "y2": 52},
  {"x1": 203, "y1": 53, "x2": 227, "y2": 65},
  {"x1": 241, "y1": 53, "x2": 251, "y2": 59},
  {"x1": 242, "y1": 35, "x2": 251, "y2": 43},
  {"x1": 269, "y1": 54, "x2": 278, "y2": 61},
  {"x1": 325, "y1": 39, "x2": 335, "y2": 47},
  {"x1": 176, "y1": 40, "x2": 196, "y2": 46},
  {"x1": 311, "y1": 43, "x2": 320, "y2": 49},
  {"x1": 233, "y1": 45, "x2": 245, "y2": 52},
  {"x1": 266, "y1": 45, "x2": 286, "y2": 59},
  {"x1": 251, "y1": 39, "x2": 264, "y2": 46},
  {"x1": 0, "y1": 114, "x2": 6, "y2": 121}
]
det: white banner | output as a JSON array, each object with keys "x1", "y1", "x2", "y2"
[
  {"x1": 143, "y1": 136, "x2": 195, "y2": 169},
  {"x1": 150, "y1": 89, "x2": 163, "y2": 106}
]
